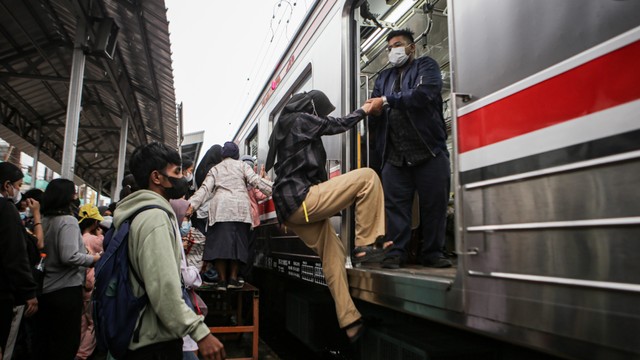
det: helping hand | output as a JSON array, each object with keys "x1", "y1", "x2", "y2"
[{"x1": 366, "y1": 97, "x2": 384, "y2": 116}]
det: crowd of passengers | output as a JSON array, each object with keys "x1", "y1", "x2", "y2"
[{"x1": 1, "y1": 28, "x2": 451, "y2": 359}]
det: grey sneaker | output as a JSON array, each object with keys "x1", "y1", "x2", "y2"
[
  {"x1": 227, "y1": 279, "x2": 244, "y2": 289},
  {"x1": 216, "y1": 281, "x2": 227, "y2": 291}
]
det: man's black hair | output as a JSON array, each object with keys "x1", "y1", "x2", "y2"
[
  {"x1": 129, "y1": 142, "x2": 181, "y2": 190},
  {"x1": 386, "y1": 28, "x2": 415, "y2": 44},
  {"x1": 79, "y1": 218, "x2": 99, "y2": 233},
  {"x1": 181, "y1": 156, "x2": 194, "y2": 170},
  {"x1": 42, "y1": 178, "x2": 75, "y2": 216},
  {"x1": 24, "y1": 188, "x2": 44, "y2": 203}
]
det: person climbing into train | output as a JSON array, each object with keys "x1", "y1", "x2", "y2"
[
  {"x1": 368, "y1": 28, "x2": 452, "y2": 269},
  {"x1": 265, "y1": 89, "x2": 389, "y2": 343}
]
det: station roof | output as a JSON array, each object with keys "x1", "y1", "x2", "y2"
[
  {"x1": 0, "y1": 0, "x2": 177, "y2": 195},
  {"x1": 181, "y1": 130, "x2": 204, "y2": 166}
]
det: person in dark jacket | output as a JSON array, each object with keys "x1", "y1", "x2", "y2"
[
  {"x1": 265, "y1": 90, "x2": 388, "y2": 342},
  {"x1": 0, "y1": 162, "x2": 38, "y2": 353},
  {"x1": 369, "y1": 29, "x2": 452, "y2": 269}
]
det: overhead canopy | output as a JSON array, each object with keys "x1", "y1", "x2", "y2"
[
  {"x1": 181, "y1": 130, "x2": 204, "y2": 166},
  {"x1": 0, "y1": 0, "x2": 178, "y2": 195}
]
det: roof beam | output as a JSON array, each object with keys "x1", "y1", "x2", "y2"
[
  {"x1": 134, "y1": 2, "x2": 165, "y2": 143},
  {"x1": 0, "y1": 71, "x2": 110, "y2": 85}
]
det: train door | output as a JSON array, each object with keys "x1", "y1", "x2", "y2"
[
  {"x1": 356, "y1": 0, "x2": 451, "y2": 169},
  {"x1": 449, "y1": 0, "x2": 640, "y2": 357},
  {"x1": 353, "y1": 0, "x2": 451, "y2": 263}
]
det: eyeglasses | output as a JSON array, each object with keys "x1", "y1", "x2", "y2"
[{"x1": 385, "y1": 41, "x2": 412, "y2": 52}]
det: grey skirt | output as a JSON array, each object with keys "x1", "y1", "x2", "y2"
[{"x1": 203, "y1": 222, "x2": 250, "y2": 263}]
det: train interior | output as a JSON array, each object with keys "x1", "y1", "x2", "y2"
[{"x1": 348, "y1": 0, "x2": 458, "y2": 289}]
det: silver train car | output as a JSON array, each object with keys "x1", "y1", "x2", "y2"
[{"x1": 233, "y1": 1, "x2": 640, "y2": 358}]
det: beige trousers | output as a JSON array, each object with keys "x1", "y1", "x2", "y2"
[{"x1": 285, "y1": 168, "x2": 385, "y2": 328}]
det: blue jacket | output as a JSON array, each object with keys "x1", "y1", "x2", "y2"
[{"x1": 370, "y1": 56, "x2": 448, "y2": 165}]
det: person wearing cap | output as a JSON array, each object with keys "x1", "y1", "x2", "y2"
[
  {"x1": 0, "y1": 162, "x2": 38, "y2": 354},
  {"x1": 76, "y1": 204, "x2": 104, "y2": 360},
  {"x1": 36, "y1": 179, "x2": 101, "y2": 359},
  {"x1": 265, "y1": 90, "x2": 388, "y2": 342},
  {"x1": 189, "y1": 142, "x2": 273, "y2": 290}
]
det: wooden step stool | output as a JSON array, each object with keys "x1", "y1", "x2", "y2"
[{"x1": 197, "y1": 282, "x2": 259, "y2": 360}]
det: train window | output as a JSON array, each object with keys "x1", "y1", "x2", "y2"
[
  {"x1": 267, "y1": 63, "x2": 313, "y2": 138},
  {"x1": 246, "y1": 126, "x2": 258, "y2": 159},
  {"x1": 263, "y1": 63, "x2": 313, "y2": 178}
]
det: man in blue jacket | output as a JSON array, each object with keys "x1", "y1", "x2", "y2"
[{"x1": 369, "y1": 29, "x2": 451, "y2": 269}]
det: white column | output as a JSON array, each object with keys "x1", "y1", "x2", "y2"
[
  {"x1": 114, "y1": 115, "x2": 128, "y2": 201},
  {"x1": 96, "y1": 179, "x2": 102, "y2": 205},
  {"x1": 61, "y1": 21, "x2": 86, "y2": 180},
  {"x1": 30, "y1": 128, "x2": 40, "y2": 189}
]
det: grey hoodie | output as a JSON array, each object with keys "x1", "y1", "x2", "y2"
[{"x1": 113, "y1": 190, "x2": 210, "y2": 351}]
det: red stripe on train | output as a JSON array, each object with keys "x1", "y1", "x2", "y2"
[
  {"x1": 458, "y1": 39, "x2": 640, "y2": 153},
  {"x1": 258, "y1": 198, "x2": 276, "y2": 216}
]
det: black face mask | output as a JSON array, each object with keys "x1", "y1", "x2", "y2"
[{"x1": 160, "y1": 172, "x2": 190, "y2": 199}]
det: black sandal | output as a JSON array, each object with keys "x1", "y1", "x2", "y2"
[
  {"x1": 343, "y1": 318, "x2": 366, "y2": 344},
  {"x1": 351, "y1": 236, "x2": 391, "y2": 264}
]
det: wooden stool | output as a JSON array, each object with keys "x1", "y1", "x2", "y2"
[{"x1": 198, "y1": 283, "x2": 260, "y2": 360}]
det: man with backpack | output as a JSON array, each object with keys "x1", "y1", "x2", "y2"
[{"x1": 108, "y1": 142, "x2": 224, "y2": 359}]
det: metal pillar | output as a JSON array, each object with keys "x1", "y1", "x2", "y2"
[
  {"x1": 60, "y1": 21, "x2": 86, "y2": 180},
  {"x1": 30, "y1": 127, "x2": 41, "y2": 189},
  {"x1": 110, "y1": 181, "x2": 117, "y2": 203},
  {"x1": 114, "y1": 115, "x2": 128, "y2": 201},
  {"x1": 83, "y1": 183, "x2": 90, "y2": 205},
  {"x1": 96, "y1": 179, "x2": 102, "y2": 205}
]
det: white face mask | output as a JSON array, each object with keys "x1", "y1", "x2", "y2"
[
  {"x1": 184, "y1": 172, "x2": 193, "y2": 182},
  {"x1": 8, "y1": 184, "x2": 21, "y2": 204},
  {"x1": 388, "y1": 46, "x2": 410, "y2": 67}
]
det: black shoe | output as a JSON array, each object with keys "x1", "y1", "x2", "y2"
[
  {"x1": 422, "y1": 258, "x2": 452, "y2": 268},
  {"x1": 216, "y1": 281, "x2": 227, "y2": 291},
  {"x1": 381, "y1": 255, "x2": 401, "y2": 269},
  {"x1": 344, "y1": 318, "x2": 365, "y2": 344},
  {"x1": 352, "y1": 236, "x2": 392, "y2": 264},
  {"x1": 227, "y1": 279, "x2": 244, "y2": 289}
]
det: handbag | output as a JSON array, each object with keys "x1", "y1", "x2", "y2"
[{"x1": 183, "y1": 288, "x2": 207, "y2": 317}]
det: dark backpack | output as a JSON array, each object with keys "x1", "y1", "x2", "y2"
[{"x1": 93, "y1": 205, "x2": 166, "y2": 358}]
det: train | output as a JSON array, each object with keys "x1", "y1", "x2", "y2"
[{"x1": 232, "y1": 1, "x2": 640, "y2": 358}]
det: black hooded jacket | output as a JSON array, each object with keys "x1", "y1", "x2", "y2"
[
  {"x1": 195, "y1": 144, "x2": 222, "y2": 188},
  {"x1": 0, "y1": 197, "x2": 37, "y2": 303},
  {"x1": 266, "y1": 90, "x2": 366, "y2": 223}
]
